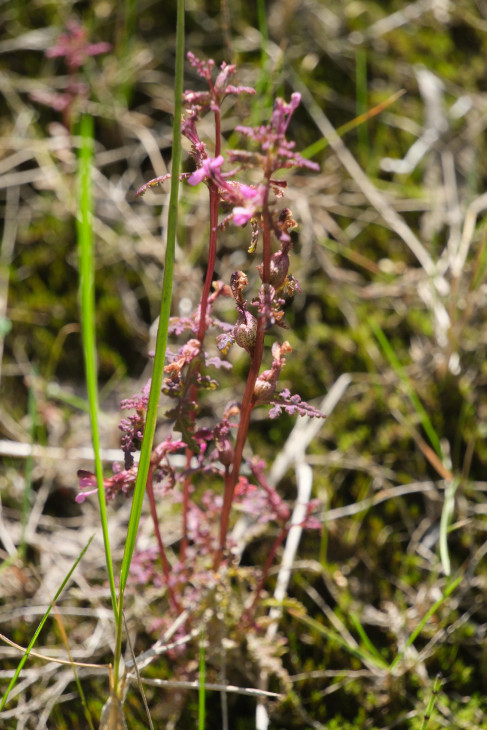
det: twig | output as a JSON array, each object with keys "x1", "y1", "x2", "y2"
[
  {"x1": 0, "y1": 632, "x2": 107, "y2": 670},
  {"x1": 138, "y1": 677, "x2": 282, "y2": 699}
]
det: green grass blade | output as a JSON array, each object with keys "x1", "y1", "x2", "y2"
[
  {"x1": 244, "y1": 0, "x2": 274, "y2": 125},
  {"x1": 439, "y1": 478, "x2": 459, "y2": 576},
  {"x1": 117, "y1": 0, "x2": 184, "y2": 603},
  {"x1": 46, "y1": 381, "x2": 90, "y2": 412},
  {"x1": 72, "y1": 667, "x2": 96, "y2": 730},
  {"x1": 119, "y1": 0, "x2": 138, "y2": 104},
  {"x1": 389, "y1": 575, "x2": 462, "y2": 673},
  {"x1": 0, "y1": 535, "x2": 94, "y2": 709},
  {"x1": 300, "y1": 89, "x2": 406, "y2": 162},
  {"x1": 113, "y1": 0, "x2": 185, "y2": 689},
  {"x1": 471, "y1": 229, "x2": 487, "y2": 290},
  {"x1": 288, "y1": 607, "x2": 388, "y2": 670},
  {"x1": 199, "y1": 632, "x2": 206, "y2": 730},
  {"x1": 77, "y1": 112, "x2": 118, "y2": 623},
  {"x1": 369, "y1": 317, "x2": 443, "y2": 460},
  {"x1": 123, "y1": 610, "x2": 154, "y2": 730},
  {"x1": 355, "y1": 47, "x2": 369, "y2": 160},
  {"x1": 371, "y1": 316, "x2": 456, "y2": 574},
  {"x1": 20, "y1": 368, "x2": 36, "y2": 554},
  {"x1": 319, "y1": 519, "x2": 328, "y2": 568},
  {"x1": 420, "y1": 672, "x2": 442, "y2": 730},
  {"x1": 255, "y1": 0, "x2": 270, "y2": 99},
  {"x1": 349, "y1": 612, "x2": 385, "y2": 666},
  {"x1": 54, "y1": 613, "x2": 96, "y2": 730}
]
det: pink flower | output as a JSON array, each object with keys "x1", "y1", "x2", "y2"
[
  {"x1": 187, "y1": 155, "x2": 225, "y2": 186},
  {"x1": 232, "y1": 207, "x2": 254, "y2": 226},
  {"x1": 238, "y1": 183, "x2": 258, "y2": 199},
  {"x1": 231, "y1": 184, "x2": 266, "y2": 226},
  {"x1": 47, "y1": 19, "x2": 111, "y2": 73}
]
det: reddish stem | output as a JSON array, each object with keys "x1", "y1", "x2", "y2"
[
  {"x1": 180, "y1": 108, "x2": 221, "y2": 565},
  {"x1": 180, "y1": 454, "x2": 192, "y2": 563},
  {"x1": 197, "y1": 182, "x2": 219, "y2": 342},
  {"x1": 146, "y1": 468, "x2": 181, "y2": 613},
  {"x1": 214, "y1": 107, "x2": 221, "y2": 157},
  {"x1": 243, "y1": 525, "x2": 289, "y2": 623},
  {"x1": 214, "y1": 186, "x2": 272, "y2": 569},
  {"x1": 197, "y1": 106, "x2": 221, "y2": 339}
]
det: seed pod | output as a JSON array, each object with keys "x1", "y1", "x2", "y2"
[
  {"x1": 216, "y1": 438, "x2": 234, "y2": 466},
  {"x1": 254, "y1": 369, "x2": 277, "y2": 401},
  {"x1": 234, "y1": 308, "x2": 257, "y2": 356},
  {"x1": 257, "y1": 247, "x2": 290, "y2": 289}
]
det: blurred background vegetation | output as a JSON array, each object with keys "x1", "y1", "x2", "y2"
[{"x1": 2, "y1": 0, "x2": 487, "y2": 728}]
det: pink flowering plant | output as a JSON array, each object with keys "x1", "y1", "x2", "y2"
[
  {"x1": 31, "y1": 18, "x2": 111, "y2": 129},
  {"x1": 78, "y1": 53, "x2": 323, "y2": 635}
]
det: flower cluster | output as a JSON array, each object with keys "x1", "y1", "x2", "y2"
[
  {"x1": 119, "y1": 380, "x2": 151, "y2": 468},
  {"x1": 31, "y1": 18, "x2": 111, "y2": 128},
  {"x1": 46, "y1": 18, "x2": 111, "y2": 73},
  {"x1": 76, "y1": 435, "x2": 185, "y2": 504}
]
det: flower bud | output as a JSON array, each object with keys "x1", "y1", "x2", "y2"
[
  {"x1": 254, "y1": 369, "x2": 277, "y2": 401},
  {"x1": 217, "y1": 439, "x2": 234, "y2": 466},
  {"x1": 257, "y1": 247, "x2": 290, "y2": 289},
  {"x1": 269, "y1": 250, "x2": 290, "y2": 289},
  {"x1": 234, "y1": 309, "x2": 257, "y2": 355}
]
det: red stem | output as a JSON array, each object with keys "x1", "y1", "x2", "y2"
[
  {"x1": 146, "y1": 468, "x2": 181, "y2": 613},
  {"x1": 197, "y1": 106, "x2": 221, "y2": 339},
  {"x1": 214, "y1": 186, "x2": 272, "y2": 569},
  {"x1": 180, "y1": 454, "x2": 191, "y2": 563},
  {"x1": 214, "y1": 108, "x2": 221, "y2": 157},
  {"x1": 180, "y1": 108, "x2": 221, "y2": 564},
  {"x1": 243, "y1": 525, "x2": 289, "y2": 623},
  {"x1": 197, "y1": 182, "x2": 219, "y2": 342},
  {"x1": 180, "y1": 186, "x2": 217, "y2": 564}
]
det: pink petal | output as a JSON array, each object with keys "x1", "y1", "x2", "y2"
[{"x1": 233, "y1": 207, "x2": 254, "y2": 225}]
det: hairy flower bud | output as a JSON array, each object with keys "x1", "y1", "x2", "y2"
[
  {"x1": 253, "y1": 369, "x2": 277, "y2": 401},
  {"x1": 216, "y1": 438, "x2": 234, "y2": 466},
  {"x1": 234, "y1": 309, "x2": 257, "y2": 356},
  {"x1": 258, "y1": 249, "x2": 290, "y2": 289}
]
